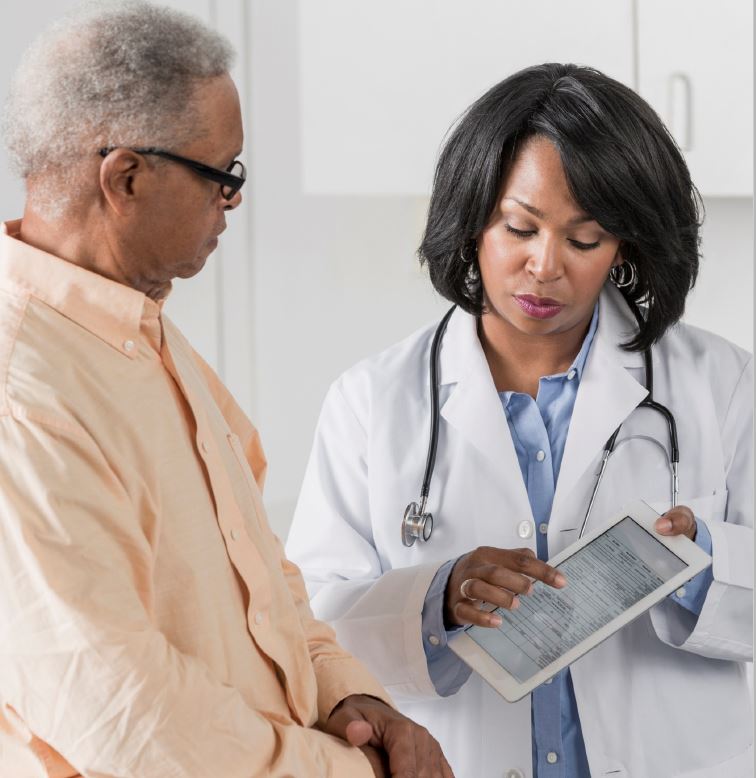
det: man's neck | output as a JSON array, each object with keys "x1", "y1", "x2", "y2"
[{"x1": 18, "y1": 206, "x2": 170, "y2": 301}]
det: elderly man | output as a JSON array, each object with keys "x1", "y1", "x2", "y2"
[{"x1": 0, "y1": 3, "x2": 452, "y2": 777}]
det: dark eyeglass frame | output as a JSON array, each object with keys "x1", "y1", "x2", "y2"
[{"x1": 98, "y1": 146, "x2": 246, "y2": 201}]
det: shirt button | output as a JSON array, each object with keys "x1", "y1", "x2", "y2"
[
  {"x1": 123, "y1": 339, "x2": 135, "y2": 352},
  {"x1": 535, "y1": 450, "x2": 546, "y2": 462},
  {"x1": 428, "y1": 635, "x2": 440, "y2": 646},
  {"x1": 254, "y1": 612, "x2": 264, "y2": 625},
  {"x1": 676, "y1": 586, "x2": 686, "y2": 598},
  {"x1": 230, "y1": 528, "x2": 238, "y2": 540},
  {"x1": 544, "y1": 677, "x2": 554, "y2": 685},
  {"x1": 546, "y1": 751, "x2": 559, "y2": 764},
  {"x1": 567, "y1": 369, "x2": 577, "y2": 380},
  {"x1": 539, "y1": 522, "x2": 549, "y2": 534},
  {"x1": 517, "y1": 520, "x2": 534, "y2": 539}
]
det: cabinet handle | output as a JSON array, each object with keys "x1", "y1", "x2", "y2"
[{"x1": 668, "y1": 72, "x2": 693, "y2": 152}]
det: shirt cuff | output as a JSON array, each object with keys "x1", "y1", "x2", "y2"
[
  {"x1": 670, "y1": 518, "x2": 714, "y2": 616},
  {"x1": 316, "y1": 657, "x2": 394, "y2": 726},
  {"x1": 420, "y1": 558, "x2": 472, "y2": 696}
]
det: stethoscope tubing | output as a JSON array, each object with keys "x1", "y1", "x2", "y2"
[{"x1": 404, "y1": 302, "x2": 680, "y2": 546}]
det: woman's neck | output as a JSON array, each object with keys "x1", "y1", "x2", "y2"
[{"x1": 478, "y1": 313, "x2": 591, "y2": 398}]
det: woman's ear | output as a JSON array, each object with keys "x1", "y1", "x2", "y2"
[
  {"x1": 98, "y1": 149, "x2": 150, "y2": 216},
  {"x1": 611, "y1": 242, "x2": 626, "y2": 268}
]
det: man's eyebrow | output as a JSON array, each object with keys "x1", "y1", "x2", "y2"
[
  {"x1": 506, "y1": 197, "x2": 595, "y2": 226},
  {"x1": 219, "y1": 149, "x2": 243, "y2": 167}
]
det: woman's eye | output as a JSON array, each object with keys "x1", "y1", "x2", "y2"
[
  {"x1": 505, "y1": 224, "x2": 535, "y2": 238},
  {"x1": 569, "y1": 238, "x2": 601, "y2": 251}
]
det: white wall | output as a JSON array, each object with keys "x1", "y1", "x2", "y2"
[{"x1": 1, "y1": 1, "x2": 752, "y2": 542}]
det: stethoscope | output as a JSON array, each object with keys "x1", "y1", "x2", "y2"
[{"x1": 401, "y1": 304, "x2": 680, "y2": 547}]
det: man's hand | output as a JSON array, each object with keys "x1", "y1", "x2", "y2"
[
  {"x1": 324, "y1": 694, "x2": 454, "y2": 777},
  {"x1": 445, "y1": 546, "x2": 567, "y2": 628},
  {"x1": 654, "y1": 505, "x2": 697, "y2": 541}
]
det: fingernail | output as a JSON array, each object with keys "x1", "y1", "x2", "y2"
[
  {"x1": 656, "y1": 519, "x2": 672, "y2": 532},
  {"x1": 489, "y1": 614, "x2": 502, "y2": 627},
  {"x1": 554, "y1": 573, "x2": 567, "y2": 587},
  {"x1": 511, "y1": 597, "x2": 519, "y2": 610}
]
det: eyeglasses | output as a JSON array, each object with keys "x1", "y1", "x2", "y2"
[{"x1": 98, "y1": 146, "x2": 246, "y2": 201}]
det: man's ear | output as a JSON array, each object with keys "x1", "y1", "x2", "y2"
[{"x1": 99, "y1": 149, "x2": 151, "y2": 216}]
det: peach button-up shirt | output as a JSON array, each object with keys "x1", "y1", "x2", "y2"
[{"x1": 0, "y1": 220, "x2": 389, "y2": 777}]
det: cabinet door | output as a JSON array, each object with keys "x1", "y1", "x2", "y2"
[
  {"x1": 300, "y1": 0, "x2": 634, "y2": 196},
  {"x1": 637, "y1": 0, "x2": 753, "y2": 196}
]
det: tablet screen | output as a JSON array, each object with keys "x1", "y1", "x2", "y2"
[{"x1": 466, "y1": 516, "x2": 687, "y2": 682}]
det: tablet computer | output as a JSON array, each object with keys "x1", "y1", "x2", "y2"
[{"x1": 448, "y1": 500, "x2": 712, "y2": 702}]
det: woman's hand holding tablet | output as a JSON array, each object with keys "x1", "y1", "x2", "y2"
[{"x1": 448, "y1": 501, "x2": 712, "y2": 702}]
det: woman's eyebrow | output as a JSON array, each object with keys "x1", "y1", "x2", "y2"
[{"x1": 506, "y1": 197, "x2": 595, "y2": 226}]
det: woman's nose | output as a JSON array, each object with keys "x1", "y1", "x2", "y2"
[{"x1": 526, "y1": 235, "x2": 563, "y2": 282}]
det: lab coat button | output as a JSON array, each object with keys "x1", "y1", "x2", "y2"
[
  {"x1": 676, "y1": 586, "x2": 686, "y2": 598},
  {"x1": 504, "y1": 770, "x2": 524, "y2": 778},
  {"x1": 254, "y1": 612, "x2": 264, "y2": 625},
  {"x1": 546, "y1": 752, "x2": 558, "y2": 764},
  {"x1": 517, "y1": 521, "x2": 533, "y2": 539},
  {"x1": 230, "y1": 528, "x2": 238, "y2": 540},
  {"x1": 200, "y1": 440, "x2": 208, "y2": 454},
  {"x1": 123, "y1": 339, "x2": 135, "y2": 352},
  {"x1": 428, "y1": 635, "x2": 440, "y2": 646},
  {"x1": 535, "y1": 449, "x2": 546, "y2": 462},
  {"x1": 539, "y1": 522, "x2": 548, "y2": 534}
]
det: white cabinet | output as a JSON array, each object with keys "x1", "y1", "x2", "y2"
[
  {"x1": 300, "y1": 0, "x2": 635, "y2": 195},
  {"x1": 635, "y1": 0, "x2": 752, "y2": 196}
]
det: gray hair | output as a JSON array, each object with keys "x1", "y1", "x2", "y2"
[{"x1": 2, "y1": 0, "x2": 235, "y2": 215}]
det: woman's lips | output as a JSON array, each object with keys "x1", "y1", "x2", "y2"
[{"x1": 514, "y1": 294, "x2": 564, "y2": 319}]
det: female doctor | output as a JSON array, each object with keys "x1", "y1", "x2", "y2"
[{"x1": 286, "y1": 64, "x2": 753, "y2": 778}]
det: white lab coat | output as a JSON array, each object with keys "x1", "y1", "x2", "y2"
[{"x1": 286, "y1": 284, "x2": 754, "y2": 778}]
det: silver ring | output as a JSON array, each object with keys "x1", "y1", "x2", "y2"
[{"x1": 459, "y1": 578, "x2": 476, "y2": 600}]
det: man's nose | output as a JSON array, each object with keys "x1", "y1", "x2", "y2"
[{"x1": 223, "y1": 188, "x2": 243, "y2": 211}]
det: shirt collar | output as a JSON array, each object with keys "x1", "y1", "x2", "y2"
[
  {"x1": 498, "y1": 303, "x2": 599, "y2": 405},
  {"x1": 569, "y1": 302, "x2": 599, "y2": 381},
  {"x1": 0, "y1": 219, "x2": 159, "y2": 359}
]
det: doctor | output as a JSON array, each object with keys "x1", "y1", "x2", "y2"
[{"x1": 286, "y1": 63, "x2": 753, "y2": 778}]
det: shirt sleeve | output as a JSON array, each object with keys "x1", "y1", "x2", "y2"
[
  {"x1": 193, "y1": 351, "x2": 394, "y2": 723},
  {"x1": 669, "y1": 518, "x2": 714, "y2": 616},
  {"x1": 421, "y1": 560, "x2": 472, "y2": 696},
  {"x1": 0, "y1": 412, "x2": 374, "y2": 778}
]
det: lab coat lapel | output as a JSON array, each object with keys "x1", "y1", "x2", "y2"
[
  {"x1": 437, "y1": 309, "x2": 533, "y2": 522},
  {"x1": 552, "y1": 285, "x2": 648, "y2": 518}
]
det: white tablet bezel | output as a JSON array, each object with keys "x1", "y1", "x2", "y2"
[{"x1": 448, "y1": 499, "x2": 712, "y2": 702}]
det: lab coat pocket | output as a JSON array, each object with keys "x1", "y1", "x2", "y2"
[{"x1": 648, "y1": 488, "x2": 728, "y2": 522}]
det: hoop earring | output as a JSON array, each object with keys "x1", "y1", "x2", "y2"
[
  {"x1": 460, "y1": 241, "x2": 478, "y2": 264},
  {"x1": 610, "y1": 261, "x2": 637, "y2": 290}
]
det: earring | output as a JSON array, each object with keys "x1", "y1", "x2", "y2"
[
  {"x1": 460, "y1": 241, "x2": 477, "y2": 264},
  {"x1": 610, "y1": 262, "x2": 637, "y2": 290}
]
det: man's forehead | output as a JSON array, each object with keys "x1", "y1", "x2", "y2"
[{"x1": 185, "y1": 74, "x2": 244, "y2": 160}]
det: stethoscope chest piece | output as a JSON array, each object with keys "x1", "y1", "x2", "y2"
[{"x1": 402, "y1": 501, "x2": 433, "y2": 547}]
